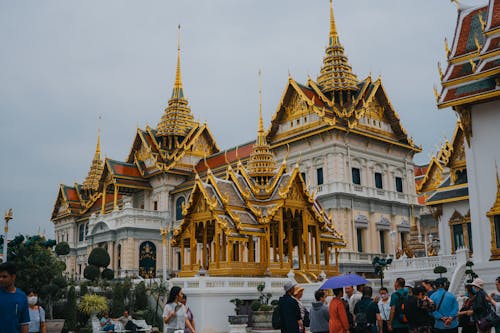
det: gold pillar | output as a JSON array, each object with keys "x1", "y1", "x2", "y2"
[
  {"x1": 228, "y1": 240, "x2": 233, "y2": 263},
  {"x1": 190, "y1": 224, "x2": 196, "y2": 270},
  {"x1": 180, "y1": 238, "x2": 184, "y2": 268},
  {"x1": 315, "y1": 226, "x2": 321, "y2": 266},
  {"x1": 101, "y1": 186, "x2": 107, "y2": 214},
  {"x1": 279, "y1": 212, "x2": 284, "y2": 269},
  {"x1": 202, "y1": 221, "x2": 207, "y2": 269},
  {"x1": 214, "y1": 222, "x2": 220, "y2": 268}
]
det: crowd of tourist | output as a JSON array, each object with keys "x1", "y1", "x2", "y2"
[{"x1": 278, "y1": 276, "x2": 500, "y2": 333}]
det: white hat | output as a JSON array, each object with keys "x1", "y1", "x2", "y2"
[{"x1": 467, "y1": 278, "x2": 484, "y2": 289}]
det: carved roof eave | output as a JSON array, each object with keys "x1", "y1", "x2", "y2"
[
  {"x1": 418, "y1": 157, "x2": 445, "y2": 193},
  {"x1": 267, "y1": 76, "x2": 419, "y2": 151}
]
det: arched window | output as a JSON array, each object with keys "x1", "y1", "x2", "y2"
[
  {"x1": 78, "y1": 224, "x2": 85, "y2": 242},
  {"x1": 176, "y1": 197, "x2": 185, "y2": 221}
]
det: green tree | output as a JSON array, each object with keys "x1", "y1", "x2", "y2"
[
  {"x1": 65, "y1": 286, "x2": 77, "y2": 331},
  {"x1": 8, "y1": 235, "x2": 66, "y2": 319},
  {"x1": 101, "y1": 268, "x2": 114, "y2": 280},
  {"x1": 111, "y1": 283, "x2": 126, "y2": 317},
  {"x1": 55, "y1": 242, "x2": 70, "y2": 256},
  {"x1": 84, "y1": 265, "x2": 100, "y2": 281},
  {"x1": 134, "y1": 282, "x2": 148, "y2": 311},
  {"x1": 88, "y1": 248, "x2": 110, "y2": 268},
  {"x1": 434, "y1": 265, "x2": 447, "y2": 278}
]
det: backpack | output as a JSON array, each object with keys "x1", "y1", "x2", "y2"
[
  {"x1": 394, "y1": 292, "x2": 408, "y2": 324},
  {"x1": 354, "y1": 300, "x2": 370, "y2": 329},
  {"x1": 272, "y1": 304, "x2": 281, "y2": 329}
]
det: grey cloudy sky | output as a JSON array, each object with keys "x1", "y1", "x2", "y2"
[{"x1": 0, "y1": 0, "x2": 485, "y2": 237}]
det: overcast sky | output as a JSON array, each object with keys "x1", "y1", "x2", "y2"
[{"x1": 0, "y1": 0, "x2": 486, "y2": 237}]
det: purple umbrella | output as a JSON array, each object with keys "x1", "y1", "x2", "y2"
[{"x1": 319, "y1": 274, "x2": 369, "y2": 290}]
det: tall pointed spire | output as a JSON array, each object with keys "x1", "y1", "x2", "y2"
[
  {"x1": 317, "y1": 0, "x2": 358, "y2": 94},
  {"x1": 157, "y1": 25, "x2": 196, "y2": 141},
  {"x1": 247, "y1": 70, "x2": 277, "y2": 185},
  {"x1": 82, "y1": 129, "x2": 104, "y2": 191}
]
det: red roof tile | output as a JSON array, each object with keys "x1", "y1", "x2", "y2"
[
  {"x1": 453, "y1": 7, "x2": 487, "y2": 58},
  {"x1": 196, "y1": 142, "x2": 254, "y2": 172},
  {"x1": 111, "y1": 163, "x2": 142, "y2": 178}
]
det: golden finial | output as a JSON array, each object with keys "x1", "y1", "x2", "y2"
[
  {"x1": 235, "y1": 145, "x2": 239, "y2": 160},
  {"x1": 258, "y1": 69, "x2": 264, "y2": 135},
  {"x1": 174, "y1": 24, "x2": 183, "y2": 92},
  {"x1": 444, "y1": 38, "x2": 451, "y2": 57},
  {"x1": 329, "y1": 0, "x2": 338, "y2": 39},
  {"x1": 433, "y1": 85, "x2": 440, "y2": 103},
  {"x1": 4, "y1": 208, "x2": 13, "y2": 222},
  {"x1": 437, "y1": 62, "x2": 444, "y2": 80},
  {"x1": 495, "y1": 161, "x2": 499, "y2": 187}
]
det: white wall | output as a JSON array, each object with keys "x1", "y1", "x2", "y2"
[{"x1": 467, "y1": 101, "x2": 500, "y2": 263}]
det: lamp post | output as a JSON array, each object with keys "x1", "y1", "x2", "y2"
[
  {"x1": 160, "y1": 226, "x2": 169, "y2": 281},
  {"x1": 389, "y1": 230, "x2": 396, "y2": 259},
  {"x1": 3, "y1": 209, "x2": 13, "y2": 263}
]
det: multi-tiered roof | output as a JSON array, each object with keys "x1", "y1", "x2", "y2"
[{"x1": 437, "y1": 1, "x2": 500, "y2": 145}]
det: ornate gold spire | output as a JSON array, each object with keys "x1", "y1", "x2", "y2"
[
  {"x1": 157, "y1": 25, "x2": 196, "y2": 141},
  {"x1": 317, "y1": 0, "x2": 358, "y2": 93},
  {"x1": 247, "y1": 70, "x2": 277, "y2": 185},
  {"x1": 82, "y1": 130, "x2": 104, "y2": 191}
]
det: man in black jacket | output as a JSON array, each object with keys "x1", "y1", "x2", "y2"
[{"x1": 278, "y1": 281, "x2": 302, "y2": 333}]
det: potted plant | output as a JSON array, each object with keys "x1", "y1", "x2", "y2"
[
  {"x1": 251, "y1": 284, "x2": 275, "y2": 329},
  {"x1": 228, "y1": 298, "x2": 248, "y2": 325}
]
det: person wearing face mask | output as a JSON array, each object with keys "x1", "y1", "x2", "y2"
[
  {"x1": 26, "y1": 290, "x2": 46, "y2": 333},
  {"x1": 463, "y1": 278, "x2": 495, "y2": 333},
  {"x1": 457, "y1": 285, "x2": 476, "y2": 333},
  {"x1": 378, "y1": 288, "x2": 391, "y2": 333}
]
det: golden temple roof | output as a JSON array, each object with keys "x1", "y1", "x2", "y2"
[
  {"x1": 316, "y1": 0, "x2": 358, "y2": 93},
  {"x1": 82, "y1": 131, "x2": 104, "y2": 191},
  {"x1": 157, "y1": 25, "x2": 197, "y2": 138}
]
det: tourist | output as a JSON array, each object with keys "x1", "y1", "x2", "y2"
[
  {"x1": 388, "y1": 277, "x2": 409, "y2": 333},
  {"x1": 430, "y1": 278, "x2": 458, "y2": 333},
  {"x1": 404, "y1": 286, "x2": 435, "y2": 333},
  {"x1": 117, "y1": 310, "x2": 140, "y2": 333},
  {"x1": 463, "y1": 278, "x2": 494, "y2": 333},
  {"x1": 378, "y1": 287, "x2": 391, "y2": 333},
  {"x1": 0, "y1": 262, "x2": 30, "y2": 333},
  {"x1": 163, "y1": 286, "x2": 196, "y2": 333},
  {"x1": 346, "y1": 285, "x2": 363, "y2": 315},
  {"x1": 329, "y1": 288, "x2": 350, "y2": 333},
  {"x1": 180, "y1": 294, "x2": 195, "y2": 333},
  {"x1": 99, "y1": 312, "x2": 115, "y2": 333},
  {"x1": 490, "y1": 276, "x2": 500, "y2": 333},
  {"x1": 353, "y1": 286, "x2": 380, "y2": 333},
  {"x1": 293, "y1": 286, "x2": 309, "y2": 332},
  {"x1": 310, "y1": 289, "x2": 329, "y2": 333},
  {"x1": 421, "y1": 280, "x2": 435, "y2": 297},
  {"x1": 26, "y1": 289, "x2": 46, "y2": 333},
  {"x1": 278, "y1": 281, "x2": 302, "y2": 333},
  {"x1": 457, "y1": 285, "x2": 476, "y2": 333}
]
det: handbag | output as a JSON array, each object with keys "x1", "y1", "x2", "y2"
[{"x1": 477, "y1": 304, "x2": 500, "y2": 331}]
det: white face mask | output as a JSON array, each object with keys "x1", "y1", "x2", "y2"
[{"x1": 28, "y1": 296, "x2": 38, "y2": 305}]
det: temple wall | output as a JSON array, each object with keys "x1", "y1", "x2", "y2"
[{"x1": 467, "y1": 101, "x2": 500, "y2": 263}]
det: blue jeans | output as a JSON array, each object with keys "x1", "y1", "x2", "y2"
[{"x1": 102, "y1": 323, "x2": 115, "y2": 332}]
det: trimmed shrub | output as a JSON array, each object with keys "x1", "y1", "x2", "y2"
[
  {"x1": 88, "y1": 248, "x2": 110, "y2": 268},
  {"x1": 101, "y1": 268, "x2": 114, "y2": 280},
  {"x1": 55, "y1": 242, "x2": 70, "y2": 256},
  {"x1": 83, "y1": 265, "x2": 100, "y2": 281}
]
